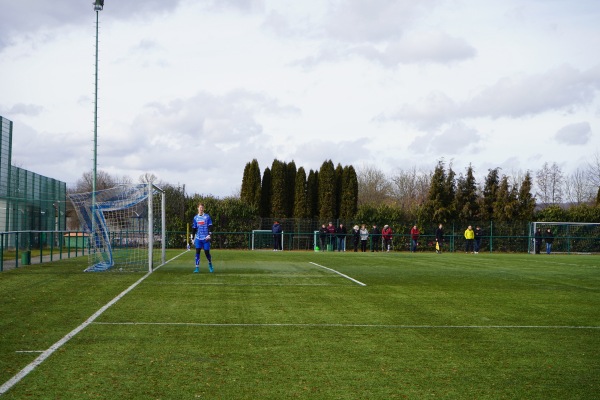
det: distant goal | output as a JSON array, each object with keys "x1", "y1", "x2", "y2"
[
  {"x1": 251, "y1": 230, "x2": 284, "y2": 251},
  {"x1": 529, "y1": 222, "x2": 600, "y2": 254}
]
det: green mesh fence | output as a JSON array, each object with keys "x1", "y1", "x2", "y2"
[{"x1": 0, "y1": 116, "x2": 67, "y2": 251}]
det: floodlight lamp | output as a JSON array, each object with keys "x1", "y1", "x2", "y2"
[{"x1": 94, "y1": 0, "x2": 104, "y2": 11}]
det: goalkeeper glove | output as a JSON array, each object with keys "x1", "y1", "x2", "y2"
[
  {"x1": 205, "y1": 232, "x2": 212, "y2": 241},
  {"x1": 190, "y1": 234, "x2": 194, "y2": 242}
]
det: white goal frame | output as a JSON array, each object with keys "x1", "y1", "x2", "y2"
[
  {"x1": 529, "y1": 221, "x2": 600, "y2": 255},
  {"x1": 69, "y1": 182, "x2": 166, "y2": 272},
  {"x1": 251, "y1": 229, "x2": 284, "y2": 251}
]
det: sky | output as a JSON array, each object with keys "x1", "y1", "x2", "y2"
[{"x1": 1, "y1": 0, "x2": 599, "y2": 198}]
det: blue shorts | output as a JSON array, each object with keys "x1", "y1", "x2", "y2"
[{"x1": 194, "y1": 239, "x2": 211, "y2": 250}]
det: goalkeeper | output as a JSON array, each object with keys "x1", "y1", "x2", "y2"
[{"x1": 191, "y1": 203, "x2": 214, "y2": 273}]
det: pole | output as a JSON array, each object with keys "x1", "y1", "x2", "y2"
[{"x1": 93, "y1": 10, "x2": 99, "y2": 200}]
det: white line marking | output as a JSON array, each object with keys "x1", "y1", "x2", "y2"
[
  {"x1": 153, "y1": 282, "x2": 346, "y2": 287},
  {"x1": 0, "y1": 251, "x2": 186, "y2": 396},
  {"x1": 309, "y1": 262, "x2": 367, "y2": 286},
  {"x1": 93, "y1": 322, "x2": 600, "y2": 329}
]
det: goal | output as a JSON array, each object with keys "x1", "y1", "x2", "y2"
[
  {"x1": 529, "y1": 221, "x2": 600, "y2": 254},
  {"x1": 251, "y1": 230, "x2": 284, "y2": 250},
  {"x1": 68, "y1": 183, "x2": 166, "y2": 272}
]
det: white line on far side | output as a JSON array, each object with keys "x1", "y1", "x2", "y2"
[{"x1": 309, "y1": 262, "x2": 367, "y2": 286}]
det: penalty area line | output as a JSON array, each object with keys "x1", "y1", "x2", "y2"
[
  {"x1": 309, "y1": 262, "x2": 366, "y2": 286},
  {"x1": 0, "y1": 250, "x2": 187, "y2": 396}
]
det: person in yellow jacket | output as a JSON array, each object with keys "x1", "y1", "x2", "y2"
[{"x1": 464, "y1": 225, "x2": 475, "y2": 253}]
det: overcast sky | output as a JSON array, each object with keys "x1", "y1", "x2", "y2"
[{"x1": 1, "y1": 0, "x2": 598, "y2": 197}]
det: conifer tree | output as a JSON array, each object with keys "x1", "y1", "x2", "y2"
[
  {"x1": 285, "y1": 161, "x2": 297, "y2": 218},
  {"x1": 306, "y1": 170, "x2": 319, "y2": 218},
  {"x1": 318, "y1": 160, "x2": 336, "y2": 220},
  {"x1": 270, "y1": 159, "x2": 287, "y2": 217},
  {"x1": 517, "y1": 172, "x2": 536, "y2": 221},
  {"x1": 493, "y1": 176, "x2": 516, "y2": 221},
  {"x1": 240, "y1": 159, "x2": 261, "y2": 209},
  {"x1": 339, "y1": 165, "x2": 358, "y2": 220},
  {"x1": 293, "y1": 167, "x2": 309, "y2": 218},
  {"x1": 419, "y1": 160, "x2": 454, "y2": 223},
  {"x1": 259, "y1": 167, "x2": 272, "y2": 217},
  {"x1": 334, "y1": 163, "x2": 344, "y2": 219},
  {"x1": 455, "y1": 165, "x2": 479, "y2": 221},
  {"x1": 480, "y1": 168, "x2": 500, "y2": 221}
]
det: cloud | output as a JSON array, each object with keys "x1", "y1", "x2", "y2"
[
  {"x1": 324, "y1": 0, "x2": 439, "y2": 43},
  {"x1": 464, "y1": 64, "x2": 600, "y2": 118},
  {"x1": 383, "y1": 64, "x2": 600, "y2": 128},
  {"x1": 95, "y1": 89, "x2": 299, "y2": 194},
  {"x1": 554, "y1": 122, "x2": 592, "y2": 145},
  {"x1": 0, "y1": 0, "x2": 185, "y2": 52},
  {"x1": 408, "y1": 122, "x2": 483, "y2": 155},
  {"x1": 0, "y1": 103, "x2": 44, "y2": 116},
  {"x1": 288, "y1": 138, "x2": 372, "y2": 170},
  {"x1": 377, "y1": 91, "x2": 459, "y2": 130},
  {"x1": 374, "y1": 31, "x2": 476, "y2": 65}
]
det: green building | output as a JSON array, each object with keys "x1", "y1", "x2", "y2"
[{"x1": 0, "y1": 116, "x2": 67, "y2": 248}]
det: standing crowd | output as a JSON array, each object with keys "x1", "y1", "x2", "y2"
[{"x1": 276, "y1": 220, "x2": 559, "y2": 254}]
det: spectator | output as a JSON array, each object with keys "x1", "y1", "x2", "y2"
[
  {"x1": 360, "y1": 224, "x2": 369, "y2": 252},
  {"x1": 382, "y1": 225, "x2": 393, "y2": 252},
  {"x1": 352, "y1": 225, "x2": 360, "y2": 252},
  {"x1": 318, "y1": 224, "x2": 328, "y2": 251},
  {"x1": 435, "y1": 224, "x2": 444, "y2": 254},
  {"x1": 545, "y1": 228, "x2": 554, "y2": 254},
  {"x1": 474, "y1": 226, "x2": 483, "y2": 254},
  {"x1": 272, "y1": 221, "x2": 282, "y2": 251},
  {"x1": 464, "y1": 225, "x2": 474, "y2": 253},
  {"x1": 327, "y1": 222, "x2": 336, "y2": 251},
  {"x1": 410, "y1": 225, "x2": 420, "y2": 252},
  {"x1": 336, "y1": 223, "x2": 347, "y2": 252},
  {"x1": 534, "y1": 228, "x2": 542, "y2": 254},
  {"x1": 370, "y1": 224, "x2": 380, "y2": 252}
]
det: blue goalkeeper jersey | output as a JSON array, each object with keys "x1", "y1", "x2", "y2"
[{"x1": 192, "y1": 213, "x2": 213, "y2": 240}]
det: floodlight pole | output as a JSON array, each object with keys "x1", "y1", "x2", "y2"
[{"x1": 92, "y1": 0, "x2": 103, "y2": 231}]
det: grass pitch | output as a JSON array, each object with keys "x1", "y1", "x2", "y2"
[{"x1": 0, "y1": 250, "x2": 599, "y2": 399}]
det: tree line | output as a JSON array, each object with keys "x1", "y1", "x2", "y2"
[
  {"x1": 68, "y1": 154, "x2": 600, "y2": 241},
  {"x1": 240, "y1": 159, "x2": 359, "y2": 221}
]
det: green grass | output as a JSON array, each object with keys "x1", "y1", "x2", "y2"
[{"x1": 1, "y1": 250, "x2": 599, "y2": 399}]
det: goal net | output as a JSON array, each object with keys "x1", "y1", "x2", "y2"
[
  {"x1": 68, "y1": 183, "x2": 166, "y2": 272},
  {"x1": 529, "y1": 221, "x2": 600, "y2": 254},
  {"x1": 251, "y1": 230, "x2": 284, "y2": 250}
]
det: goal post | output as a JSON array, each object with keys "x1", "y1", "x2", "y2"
[
  {"x1": 68, "y1": 183, "x2": 166, "y2": 272},
  {"x1": 529, "y1": 221, "x2": 600, "y2": 254},
  {"x1": 251, "y1": 230, "x2": 284, "y2": 250}
]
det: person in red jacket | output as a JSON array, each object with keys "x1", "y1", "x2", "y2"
[
  {"x1": 382, "y1": 225, "x2": 393, "y2": 252},
  {"x1": 410, "y1": 225, "x2": 420, "y2": 252}
]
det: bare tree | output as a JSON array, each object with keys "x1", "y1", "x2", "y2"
[
  {"x1": 564, "y1": 168, "x2": 593, "y2": 204},
  {"x1": 356, "y1": 164, "x2": 393, "y2": 206},
  {"x1": 390, "y1": 167, "x2": 430, "y2": 210},
  {"x1": 587, "y1": 151, "x2": 600, "y2": 189},
  {"x1": 69, "y1": 171, "x2": 135, "y2": 193},
  {"x1": 536, "y1": 162, "x2": 563, "y2": 205},
  {"x1": 139, "y1": 172, "x2": 158, "y2": 184}
]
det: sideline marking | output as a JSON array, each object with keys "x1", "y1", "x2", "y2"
[
  {"x1": 309, "y1": 262, "x2": 367, "y2": 286},
  {"x1": 0, "y1": 251, "x2": 186, "y2": 396},
  {"x1": 93, "y1": 322, "x2": 600, "y2": 329}
]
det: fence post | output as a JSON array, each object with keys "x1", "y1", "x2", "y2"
[
  {"x1": 15, "y1": 234, "x2": 19, "y2": 268},
  {"x1": 490, "y1": 221, "x2": 493, "y2": 253},
  {"x1": 0, "y1": 233, "x2": 3, "y2": 272}
]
